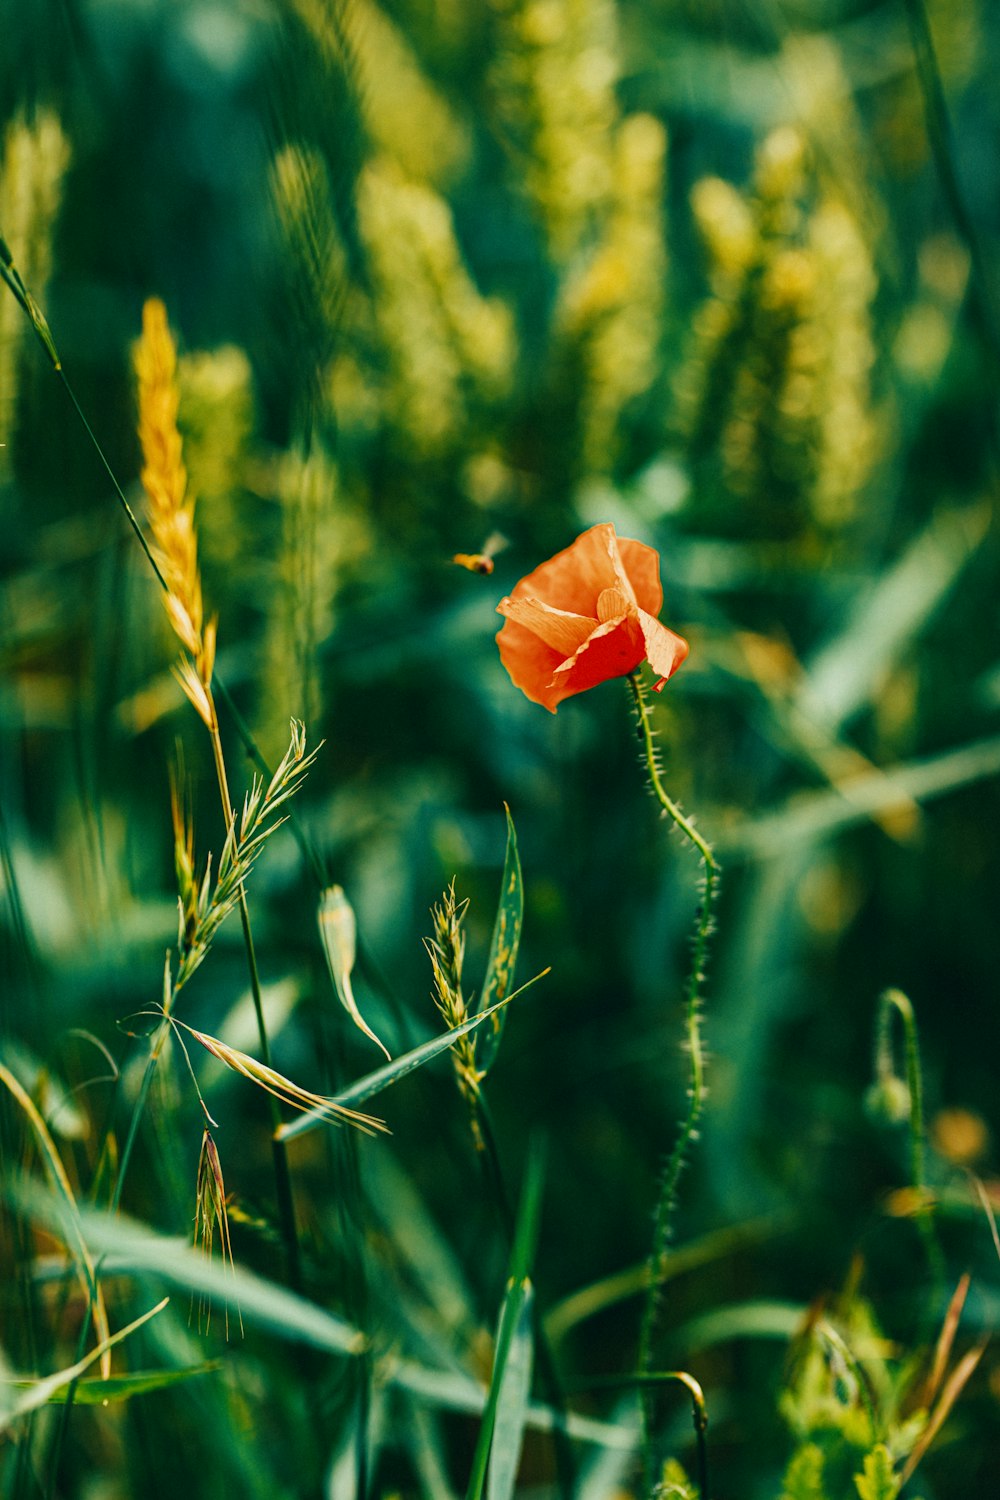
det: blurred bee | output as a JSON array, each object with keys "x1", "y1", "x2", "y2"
[{"x1": 452, "y1": 531, "x2": 508, "y2": 576}]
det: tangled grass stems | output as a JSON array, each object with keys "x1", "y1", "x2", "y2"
[
  {"x1": 113, "y1": 722, "x2": 323, "y2": 1210},
  {"x1": 133, "y1": 298, "x2": 309, "y2": 1289},
  {"x1": 627, "y1": 671, "x2": 719, "y2": 1484}
]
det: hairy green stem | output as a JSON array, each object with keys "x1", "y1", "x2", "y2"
[{"x1": 627, "y1": 671, "x2": 718, "y2": 1486}]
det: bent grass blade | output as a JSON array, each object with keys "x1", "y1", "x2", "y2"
[{"x1": 277, "y1": 972, "x2": 549, "y2": 1143}]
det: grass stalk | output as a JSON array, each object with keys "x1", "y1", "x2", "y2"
[
  {"x1": 204, "y1": 715, "x2": 302, "y2": 1287},
  {"x1": 873, "y1": 987, "x2": 945, "y2": 1298}
]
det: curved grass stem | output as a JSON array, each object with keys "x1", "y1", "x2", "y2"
[
  {"x1": 627, "y1": 671, "x2": 719, "y2": 1486},
  {"x1": 873, "y1": 987, "x2": 945, "y2": 1299}
]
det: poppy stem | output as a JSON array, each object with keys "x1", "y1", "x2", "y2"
[{"x1": 627, "y1": 671, "x2": 719, "y2": 1490}]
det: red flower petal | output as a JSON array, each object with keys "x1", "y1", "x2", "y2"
[
  {"x1": 504, "y1": 523, "x2": 622, "y2": 616},
  {"x1": 497, "y1": 595, "x2": 596, "y2": 655},
  {"x1": 548, "y1": 614, "x2": 647, "y2": 707},
  {"x1": 617, "y1": 537, "x2": 663, "y2": 615},
  {"x1": 495, "y1": 525, "x2": 687, "y2": 710},
  {"x1": 496, "y1": 616, "x2": 565, "y2": 709},
  {"x1": 637, "y1": 609, "x2": 689, "y2": 683}
]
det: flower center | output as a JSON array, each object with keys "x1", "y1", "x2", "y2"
[{"x1": 596, "y1": 586, "x2": 629, "y2": 622}]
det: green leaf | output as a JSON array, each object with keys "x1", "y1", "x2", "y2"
[
  {"x1": 9, "y1": 1180, "x2": 362, "y2": 1357},
  {"x1": 656, "y1": 1456, "x2": 698, "y2": 1499},
  {"x1": 10, "y1": 1180, "x2": 637, "y2": 1452},
  {"x1": 277, "y1": 970, "x2": 548, "y2": 1142},
  {"x1": 0, "y1": 1299, "x2": 169, "y2": 1432},
  {"x1": 476, "y1": 804, "x2": 523, "y2": 1075},
  {"x1": 780, "y1": 1443, "x2": 828, "y2": 1500},
  {"x1": 854, "y1": 1444, "x2": 900, "y2": 1500},
  {"x1": 467, "y1": 1142, "x2": 545, "y2": 1500},
  {"x1": 486, "y1": 1280, "x2": 535, "y2": 1500},
  {"x1": 3, "y1": 1362, "x2": 221, "y2": 1406}
]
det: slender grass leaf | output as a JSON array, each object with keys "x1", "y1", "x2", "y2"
[
  {"x1": 467, "y1": 1141, "x2": 546, "y2": 1500},
  {"x1": 4, "y1": 1361, "x2": 221, "y2": 1405},
  {"x1": 277, "y1": 971, "x2": 548, "y2": 1142},
  {"x1": 575, "y1": 1396, "x2": 642, "y2": 1500},
  {"x1": 476, "y1": 804, "x2": 522, "y2": 1075},
  {"x1": 544, "y1": 1214, "x2": 787, "y2": 1345},
  {"x1": 0, "y1": 1299, "x2": 168, "y2": 1432},
  {"x1": 487, "y1": 1282, "x2": 535, "y2": 1500},
  {"x1": 10, "y1": 1180, "x2": 634, "y2": 1450},
  {"x1": 405, "y1": 1401, "x2": 462, "y2": 1500},
  {"x1": 362, "y1": 1147, "x2": 476, "y2": 1335},
  {"x1": 680, "y1": 1299, "x2": 808, "y2": 1350}
]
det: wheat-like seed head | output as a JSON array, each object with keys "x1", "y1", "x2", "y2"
[{"x1": 134, "y1": 298, "x2": 214, "y2": 710}]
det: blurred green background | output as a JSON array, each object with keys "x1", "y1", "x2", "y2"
[{"x1": 3, "y1": 0, "x2": 1000, "y2": 1495}]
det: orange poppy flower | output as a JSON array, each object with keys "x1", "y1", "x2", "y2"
[{"x1": 496, "y1": 523, "x2": 689, "y2": 712}]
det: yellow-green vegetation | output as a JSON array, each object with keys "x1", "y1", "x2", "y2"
[{"x1": 2, "y1": 1, "x2": 1000, "y2": 1497}]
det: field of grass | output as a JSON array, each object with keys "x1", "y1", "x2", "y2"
[{"x1": 3, "y1": 1, "x2": 1000, "y2": 1496}]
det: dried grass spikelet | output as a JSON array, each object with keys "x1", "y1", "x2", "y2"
[
  {"x1": 134, "y1": 298, "x2": 217, "y2": 725},
  {"x1": 170, "y1": 719, "x2": 322, "y2": 992},
  {"x1": 193, "y1": 1128, "x2": 242, "y2": 1337},
  {"x1": 176, "y1": 1017, "x2": 387, "y2": 1136}
]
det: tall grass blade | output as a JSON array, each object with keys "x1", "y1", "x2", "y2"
[
  {"x1": 466, "y1": 1142, "x2": 545, "y2": 1500},
  {"x1": 797, "y1": 504, "x2": 987, "y2": 734},
  {"x1": 486, "y1": 1282, "x2": 535, "y2": 1500},
  {"x1": 476, "y1": 804, "x2": 523, "y2": 1076},
  {"x1": 5, "y1": 1361, "x2": 221, "y2": 1407}
]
